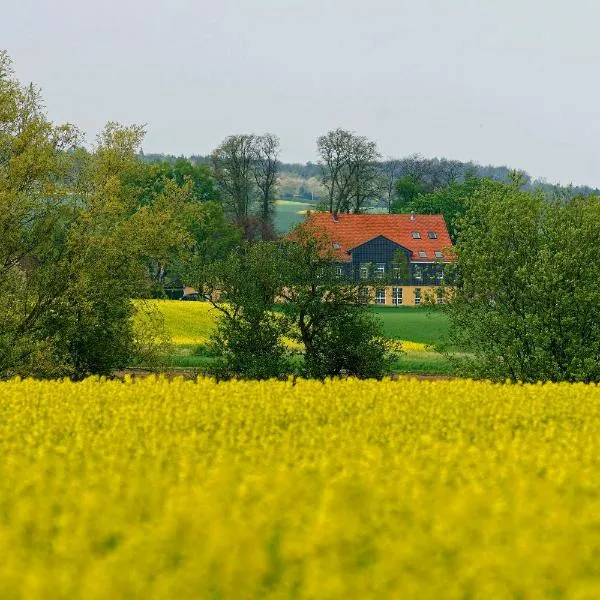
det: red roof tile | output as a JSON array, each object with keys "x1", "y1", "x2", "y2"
[{"x1": 300, "y1": 213, "x2": 454, "y2": 262}]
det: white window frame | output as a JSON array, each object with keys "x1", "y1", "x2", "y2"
[
  {"x1": 428, "y1": 231, "x2": 438, "y2": 239},
  {"x1": 392, "y1": 287, "x2": 403, "y2": 306},
  {"x1": 418, "y1": 251, "x2": 427, "y2": 259},
  {"x1": 375, "y1": 263, "x2": 385, "y2": 279},
  {"x1": 336, "y1": 266, "x2": 343, "y2": 278},
  {"x1": 414, "y1": 288, "x2": 422, "y2": 305},
  {"x1": 375, "y1": 288, "x2": 386, "y2": 305},
  {"x1": 434, "y1": 251, "x2": 443, "y2": 259},
  {"x1": 414, "y1": 266, "x2": 422, "y2": 280},
  {"x1": 360, "y1": 264, "x2": 369, "y2": 280},
  {"x1": 411, "y1": 231, "x2": 421, "y2": 239}
]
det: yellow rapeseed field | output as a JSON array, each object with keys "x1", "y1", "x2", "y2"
[
  {"x1": 1, "y1": 377, "x2": 599, "y2": 599},
  {"x1": 144, "y1": 300, "x2": 429, "y2": 352}
]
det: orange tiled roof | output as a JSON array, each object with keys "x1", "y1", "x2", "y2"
[{"x1": 301, "y1": 213, "x2": 453, "y2": 262}]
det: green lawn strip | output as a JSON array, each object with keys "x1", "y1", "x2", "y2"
[
  {"x1": 163, "y1": 346, "x2": 459, "y2": 377},
  {"x1": 369, "y1": 306, "x2": 451, "y2": 345}
]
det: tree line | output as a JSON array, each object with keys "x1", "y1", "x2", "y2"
[{"x1": 3, "y1": 48, "x2": 600, "y2": 383}]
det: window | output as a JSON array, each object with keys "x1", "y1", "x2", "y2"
[
  {"x1": 418, "y1": 251, "x2": 427, "y2": 258},
  {"x1": 411, "y1": 231, "x2": 421, "y2": 239},
  {"x1": 436, "y1": 268, "x2": 444, "y2": 281},
  {"x1": 375, "y1": 288, "x2": 386, "y2": 305},
  {"x1": 375, "y1": 263, "x2": 385, "y2": 278},
  {"x1": 333, "y1": 242, "x2": 341, "y2": 250},
  {"x1": 359, "y1": 287, "x2": 370, "y2": 303},
  {"x1": 428, "y1": 231, "x2": 438, "y2": 239},
  {"x1": 414, "y1": 266, "x2": 422, "y2": 280},
  {"x1": 392, "y1": 287, "x2": 403, "y2": 306},
  {"x1": 335, "y1": 266, "x2": 343, "y2": 278},
  {"x1": 414, "y1": 288, "x2": 422, "y2": 305},
  {"x1": 436, "y1": 288, "x2": 444, "y2": 304},
  {"x1": 434, "y1": 251, "x2": 443, "y2": 259},
  {"x1": 360, "y1": 264, "x2": 369, "y2": 279}
]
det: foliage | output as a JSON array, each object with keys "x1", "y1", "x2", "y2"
[
  {"x1": 1, "y1": 377, "x2": 600, "y2": 598},
  {"x1": 209, "y1": 314, "x2": 291, "y2": 380},
  {"x1": 0, "y1": 52, "x2": 171, "y2": 378},
  {"x1": 397, "y1": 175, "x2": 484, "y2": 241},
  {"x1": 301, "y1": 307, "x2": 391, "y2": 379},
  {"x1": 122, "y1": 157, "x2": 218, "y2": 205},
  {"x1": 277, "y1": 229, "x2": 391, "y2": 378},
  {"x1": 200, "y1": 231, "x2": 390, "y2": 379},
  {"x1": 120, "y1": 158, "x2": 239, "y2": 296},
  {"x1": 202, "y1": 244, "x2": 293, "y2": 379},
  {"x1": 390, "y1": 175, "x2": 427, "y2": 212},
  {"x1": 448, "y1": 179, "x2": 600, "y2": 382}
]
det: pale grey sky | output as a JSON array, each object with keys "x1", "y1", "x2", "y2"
[{"x1": 3, "y1": 0, "x2": 599, "y2": 186}]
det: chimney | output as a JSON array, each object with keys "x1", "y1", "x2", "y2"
[{"x1": 410, "y1": 212, "x2": 415, "y2": 222}]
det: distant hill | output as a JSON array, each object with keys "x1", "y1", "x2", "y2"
[{"x1": 140, "y1": 152, "x2": 600, "y2": 200}]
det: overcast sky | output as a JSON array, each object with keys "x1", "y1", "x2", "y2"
[{"x1": 3, "y1": 0, "x2": 599, "y2": 186}]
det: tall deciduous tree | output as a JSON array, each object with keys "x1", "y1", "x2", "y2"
[
  {"x1": 253, "y1": 133, "x2": 280, "y2": 240},
  {"x1": 317, "y1": 128, "x2": 380, "y2": 217},
  {"x1": 211, "y1": 134, "x2": 257, "y2": 237}
]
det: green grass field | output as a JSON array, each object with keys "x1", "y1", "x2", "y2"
[
  {"x1": 371, "y1": 306, "x2": 452, "y2": 346},
  {"x1": 274, "y1": 199, "x2": 315, "y2": 233}
]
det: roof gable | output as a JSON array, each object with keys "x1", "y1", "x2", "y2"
[
  {"x1": 300, "y1": 213, "x2": 453, "y2": 262},
  {"x1": 347, "y1": 235, "x2": 409, "y2": 254}
]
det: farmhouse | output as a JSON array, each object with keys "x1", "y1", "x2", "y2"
[{"x1": 300, "y1": 212, "x2": 454, "y2": 306}]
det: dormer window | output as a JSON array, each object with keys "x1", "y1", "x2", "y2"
[
  {"x1": 412, "y1": 231, "x2": 421, "y2": 239},
  {"x1": 418, "y1": 251, "x2": 427, "y2": 258},
  {"x1": 435, "y1": 251, "x2": 443, "y2": 259},
  {"x1": 428, "y1": 231, "x2": 438, "y2": 239},
  {"x1": 333, "y1": 243, "x2": 341, "y2": 250}
]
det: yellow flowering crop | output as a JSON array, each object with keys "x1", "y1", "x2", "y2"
[
  {"x1": 1, "y1": 377, "x2": 599, "y2": 599},
  {"x1": 143, "y1": 301, "x2": 431, "y2": 354}
]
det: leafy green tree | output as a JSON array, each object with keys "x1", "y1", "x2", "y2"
[
  {"x1": 402, "y1": 175, "x2": 483, "y2": 241},
  {"x1": 277, "y1": 228, "x2": 390, "y2": 378},
  {"x1": 201, "y1": 230, "x2": 390, "y2": 380},
  {"x1": 448, "y1": 178, "x2": 600, "y2": 382},
  {"x1": 122, "y1": 158, "x2": 218, "y2": 206},
  {"x1": 390, "y1": 175, "x2": 427, "y2": 213},
  {"x1": 202, "y1": 243, "x2": 292, "y2": 380},
  {"x1": 119, "y1": 156, "x2": 238, "y2": 297},
  {"x1": 0, "y1": 52, "x2": 167, "y2": 378}
]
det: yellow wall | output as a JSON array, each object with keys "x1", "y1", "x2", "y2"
[{"x1": 366, "y1": 285, "x2": 451, "y2": 307}]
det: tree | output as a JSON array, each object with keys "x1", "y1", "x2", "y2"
[
  {"x1": 317, "y1": 128, "x2": 380, "y2": 217},
  {"x1": 201, "y1": 243, "x2": 292, "y2": 380},
  {"x1": 253, "y1": 133, "x2": 280, "y2": 240},
  {"x1": 201, "y1": 229, "x2": 390, "y2": 380},
  {"x1": 447, "y1": 178, "x2": 600, "y2": 382},
  {"x1": 211, "y1": 134, "x2": 257, "y2": 238},
  {"x1": 277, "y1": 228, "x2": 391, "y2": 378},
  {"x1": 0, "y1": 52, "x2": 167, "y2": 378},
  {"x1": 399, "y1": 175, "x2": 484, "y2": 241},
  {"x1": 376, "y1": 159, "x2": 402, "y2": 213},
  {"x1": 390, "y1": 175, "x2": 427, "y2": 213}
]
